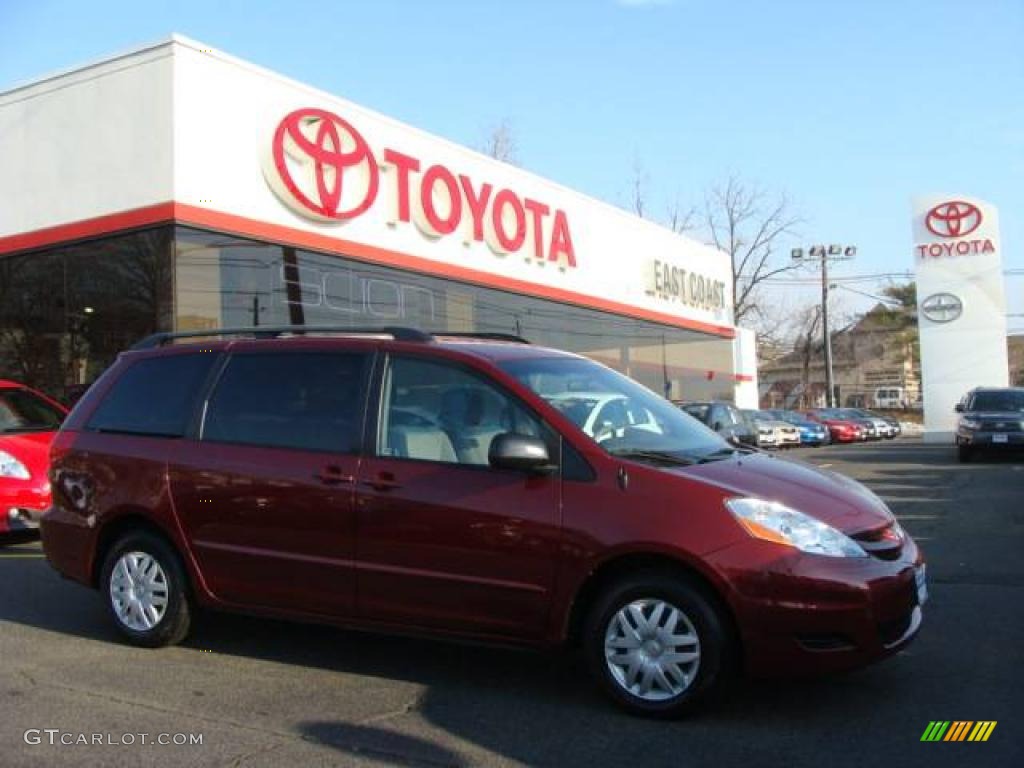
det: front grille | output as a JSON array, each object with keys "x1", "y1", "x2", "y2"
[
  {"x1": 982, "y1": 421, "x2": 1022, "y2": 432},
  {"x1": 796, "y1": 633, "x2": 856, "y2": 652}
]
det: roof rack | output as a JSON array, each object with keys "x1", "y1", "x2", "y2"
[
  {"x1": 130, "y1": 325, "x2": 432, "y2": 350},
  {"x1": 130, "y1": 326, "x2": 531, "y2": 350},
  {"x1": 433, "y1": 332, "x2": 531, "y2": 344}
]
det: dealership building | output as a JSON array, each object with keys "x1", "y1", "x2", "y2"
[{"x1": 0, "y1": 37, "x2": 756, "y2": 405}]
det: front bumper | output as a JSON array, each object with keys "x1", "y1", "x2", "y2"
[
  {"x1": 708, "y1": 535, "x2": 924, "y2": 677},
  {"x1": 1, "y1": 479, "x2": 51, "y2": 533},
  {"x1": 958, "y1": 430, "x2": 1024, "y2": 449}
]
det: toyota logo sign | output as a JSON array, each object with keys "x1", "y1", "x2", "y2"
[
  {"x1": 920, "y1": 292, "x2": 963, "y2": 324},
  {"x1": 261, "y1": 107, "x2": 578, "y2": 268},
  {"x1": 925, "y1": 201, "x2": 982, "y2": 239},
  {"x1": 265, "y1": 108, "x2": 379, "y2": 221}
]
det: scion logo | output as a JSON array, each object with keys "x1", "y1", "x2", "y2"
[
  {"x1": 265, "y1": 108, "x2": 379, "y2": 222},
  {"x1": 925, "y1": 201, "x2": 982, "y2": 238},
  {"x1": 920, "y1": 293, "x2": 963, "y2": 323}
]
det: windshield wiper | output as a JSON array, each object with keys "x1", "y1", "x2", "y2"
[
  {"x1": 607, "y1": 449, "x2": 697, "y2": 466},
  {"x1": 696, "y1": 447, "x2": 740, "y2": 464}
]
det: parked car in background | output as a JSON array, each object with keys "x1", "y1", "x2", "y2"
[
  {"x1": 812, "y1": 409, "x2": 880, "y2": 440},
  {"x1": 954, "y1": 387, "x2": 1024, "y2": 462},
  {"x1": 804, "y1": 409, "x2": 865, "y2": 443},
  {"x1": 41, "y1": 327, "x2": 925, "y2": 717},
  {"x1": 744, "y1": 410, "x2": 800, "y2": 449},
  {"x1": 0, "y1": 380, "x2": 68, "y2": 539},
  {"x1": 677, "y1": 400, "x2": 758, "y2": 448},
  {"x1": 762, "y1": 409, "x2": 830, "y2": 446},
  {"x1": 846, "y1": 409, "x2": 899, "y2": 439}
]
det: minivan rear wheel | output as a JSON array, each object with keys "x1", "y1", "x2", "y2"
[
  {"x1": 583, "y1": 572, "x2": 732, "y2": 717},
  {"x1": 100, "y1": 532, "x2": 191, "y2": 647}
]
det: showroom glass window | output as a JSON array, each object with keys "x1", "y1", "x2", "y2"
[
  {"x1": 0, "y1": 227, "x2": 174, "y2": 403},
  {"x1": 173, "y1": 226, "x2": 736, "y2": 402}
]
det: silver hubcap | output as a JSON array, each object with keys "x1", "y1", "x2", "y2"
[
  {"x1": 109, "y1": 551, "x2": 169, "y2": 632},
  {"x1": 604, "y1": 598, "x2": 701, "y2": 702}
]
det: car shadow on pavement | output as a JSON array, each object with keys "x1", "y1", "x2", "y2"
[
  {"x1": 179, "y1": 611, "x2": 917, "y2": 767},
  {"x1": 0, "y1": 552, "x2": 918, "y2": 767},
  {"x1": 298, "y1": 720, "x2": 470, "y2": 767}
]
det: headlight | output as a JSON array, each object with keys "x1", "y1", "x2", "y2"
[
  {"x1": 725, "y1": 497, "x2": 867, "y2": 558},
  {"x1": 960, "y1": 418, "x2": 981, "y2": 430},
  {"x1": 0, "y1": 450, "x2": 31, "y2": 480}
]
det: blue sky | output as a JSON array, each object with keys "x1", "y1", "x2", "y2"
[{"x1": 2, "y1": 0, "x2": 1021, "y2": 330}]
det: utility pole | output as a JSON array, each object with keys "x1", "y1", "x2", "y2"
[{"x1": 792, "y1": 244, "x2": 857, "y2": 408}]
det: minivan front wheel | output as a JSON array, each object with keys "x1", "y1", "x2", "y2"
[
  {"x1": 584, "y1": 572, "x2": 731, "y2": 717},
  {"x1": 100, "y1": 532, "x2": 191, "y2": 647}
]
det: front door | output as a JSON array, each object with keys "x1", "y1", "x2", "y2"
[
  {"x1": 355, "y1": 354, "x2": 560, "y2": 640},
  {"x1": 168, "y1": 345, "x2": 373, "y2": 616}
]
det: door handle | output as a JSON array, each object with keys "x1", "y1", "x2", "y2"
[
  {"x1": 314, "y1": 467, "x2": 355, "y2": 486},
  {"x1": 360, "y1": 475, "x2": 403, "y2": 492}
]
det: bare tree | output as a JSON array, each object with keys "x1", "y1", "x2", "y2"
[
  {"x1": 481, "y1": 118, "x2": 518, "y2": 165},
  {"x1": 793, "y1": 304, "x2": 823, "y2": 409},
  {"x1": 630, "y1": 159, "x2": 650, "y2": 218},
  {"x1": 628, "y1": 160, "x2": 697, "y2": 233},
  {"x1": 665, "y1": 194, "x2": 697, "y2": 234},
  {"x1": 704, "y1": 176, "x2": 802, "y2": 324}
]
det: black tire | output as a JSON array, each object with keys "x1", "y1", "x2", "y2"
[
  {"x1": 583, "y1": 570, "x2": 734, "y2": 718},
  {"x1": 957, "y1": 443, "x2": 973, "y2": 463},
  {"x1": 100, "y1": 531, "x2": 191, "y2": 647}
]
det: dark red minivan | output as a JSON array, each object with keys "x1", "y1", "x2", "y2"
[{"x1": 42, "y1": 328, "x2": 925, "y2": 716}]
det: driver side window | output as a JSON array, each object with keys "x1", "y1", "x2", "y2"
[{"x1": 378, "y1": 357, "x2": 543, "y2": 467}]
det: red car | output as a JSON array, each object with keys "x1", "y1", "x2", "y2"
[
  {"x1": 42, "y1": 328, "x2": 925, "y2": 717},
  {"x1": 803, "y1": 410, "x2": 864, "y2": 443},
  {"x1": 1, "y1": 380, "x2": 68, "y2": 537}
]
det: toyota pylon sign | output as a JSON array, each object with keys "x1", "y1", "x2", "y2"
[{"x1": 912, "y1": 195, "x2": 1008, "y2": 441}]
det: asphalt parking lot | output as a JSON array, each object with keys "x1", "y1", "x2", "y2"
[{"x1": 2, "y1": 438, "x2": 1021, "y2": 768}]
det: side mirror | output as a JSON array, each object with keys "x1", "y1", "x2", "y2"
[
  {"x1": 954, "y1": 403, "x2": 964, "y2": 413},
  {"x1": 489, "y1": 433, "x2": 553, "y2": 473},
  {"x1": 712, "y1": 421, "x2": 724, "y2": 431}
]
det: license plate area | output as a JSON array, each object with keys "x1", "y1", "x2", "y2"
[{"x1": 992, "y1": 433, "x2": 1008, "y2": 444}]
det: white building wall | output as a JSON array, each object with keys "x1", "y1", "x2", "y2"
[
  {"x1": 733, "y1": 327, "x2": 759, "y2": 408},
  {"x1": 0, "y1": 43, "x2": 174, "y2": 238}
]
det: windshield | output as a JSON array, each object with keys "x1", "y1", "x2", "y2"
[
  {"x1": 0, "y1": 387, "x2": 65, "y2": 433},
  {"x1": 681, "y1": 403, "x2": 709, "y2": 421},
  {"x1": 969, "y1": 390, "x2": 1024, "y2": 412},
  {"x1": 500, "y1": 357, "x2": 729, "y2": 463}
]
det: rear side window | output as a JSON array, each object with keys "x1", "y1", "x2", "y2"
[
  {"x1": 87, "y1": 354, "x2": 216, "y2": 437},
  {"x1": 202, "y1": 353, "x2": 369, "y2": 453}
]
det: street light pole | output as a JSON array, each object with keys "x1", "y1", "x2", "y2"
[
  {"x1": 792, "y1": 244, "x2": 856, "y2": 408},
  {"x1": 821, "y1": 255, "x2": 834, "y2": 407}
]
